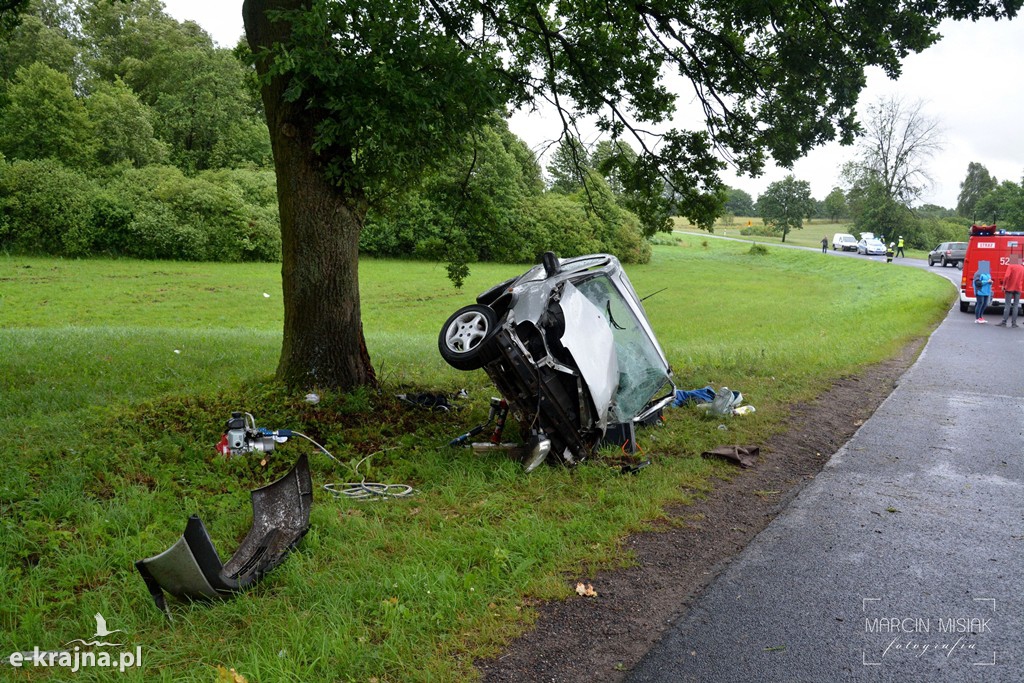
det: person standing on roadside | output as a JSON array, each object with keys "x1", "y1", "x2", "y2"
[
  {"x1": 896, "y1": 236, "x2": 905, "y2": 258},
  {"x1": 998, "y1": 255, "x2": 1024, "y2": 327},
  {"x1": 886, "y1": 242, "x2": 895, "y2": 263},
  {"x1": 821, "y1": 236, "x2": 828, "y2": 254},
  {"x1": 974, "y1": 269, "x2": 993, "y2": 324}
]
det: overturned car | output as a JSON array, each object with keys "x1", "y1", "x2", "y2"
[{"x1": 439, "y1": 253, "x2": 675, "y2": 469}]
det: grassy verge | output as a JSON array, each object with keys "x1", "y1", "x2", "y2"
[
  {"x1": 0, "y1": 242, "x2": 952, "y2": 681},
  {"x1": 671, "y1": 217, "x2": 930, "y2": 259}
]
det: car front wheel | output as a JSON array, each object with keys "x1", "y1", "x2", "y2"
[{"x1": 438, "y1": 304, "x2": 499, "y2": 371}]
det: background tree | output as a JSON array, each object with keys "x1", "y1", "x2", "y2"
[
  {"x1": 916, "y1": 204, "x2": 958, "y2": 219},
  {"x1": 841, "y1": 97, "x2": 944, "y2": 249},
  {"x1": 546, "y1": 137, "x2": 589, "y2": 195},
  {"x1": 77, "y1": 0, "x2": 202, "y2": 87},
  {"x1": 850, "y1": 96, "x2": 943, "y2": 207},
  {"x1": 724, "y1": 187, "x2": 755, "y2": 217},
  {"x1": 590, "y1": 139, "x2": 672, "y2": 238},
  {"x1": 845, "y1": 174, "x2": 914, "y2": 243},
  {"x1": 0, "y1": 0, "x2": 80, "y2": 99},
  {"x1": 76, "y1": 0, "x2": 269, "y2": 172},
  {"x1": 957, "y1": 161, "x2": 998, "y2": 219},
  {"x1": 0, "y1": 1, "x2": 285, "y2": 263},
  {"x1": 975, "y1": 179, "x2": 1024, "y2": 227},
  {"x1": 0, "y1": 0, "x2": 31, "y2": 37},
  {"x1": 0, "y1": 62, "x2": 95, "y2": 168},
  {"x1": 806, "y1": 198, "x2": 821, "y2": 222},
  {"x1": 85, "y1": 79, "x2": 168, "y2": 168},
  {"x1": 756, "y1": 176, "x2": 814, "y2": 242},
  {"x1": 148, "y1": 47, "x2": 269, "y2": 171},
  {"x1": 823, "y1": 188, "x2": 848, "y2": 222},
  {"x1": 590, "y1": 139, "x2": 634, "y2": 195},
  {"x1": 242, "y1": 0, "x2": 1022, "y2": 390}
]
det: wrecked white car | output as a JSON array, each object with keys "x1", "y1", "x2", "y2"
[{"x1": 438, "y1": 253, "x2": 675, "y2": 469}]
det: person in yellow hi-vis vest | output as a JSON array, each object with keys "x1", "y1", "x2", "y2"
[{"x1": 895, "y1": 236, "x2": 905, "y2": 258}]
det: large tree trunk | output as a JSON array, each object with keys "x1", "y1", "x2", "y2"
[{"x1": 243, "y1": 0, "x2": 376, "y2": 390}]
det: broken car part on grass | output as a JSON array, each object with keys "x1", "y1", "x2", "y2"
[
  {"x1": 701, "y1": 445, "x2": 760, "y2": 469},
  {"x1": 439, "y1": 253, "x2": 676, "y2": 469},
  {"x1": 135, "y1": 453, "x2": 313, "y2": 617},
  {"x1": 136, "y1": 408, "x2": 418, "y2": 617}
]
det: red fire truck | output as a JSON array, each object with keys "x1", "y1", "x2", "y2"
[{"x1": 960, "y1": 224, "x2": 1024, "y2": 313}]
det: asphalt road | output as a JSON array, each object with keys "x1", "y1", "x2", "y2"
[{"x1": 627, "y1": 254, "x2": 1024, "y2": 681}]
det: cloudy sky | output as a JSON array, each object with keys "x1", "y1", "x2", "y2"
[{"x1": 164, "y1": 1, "x2": 1023, "y2": 208}]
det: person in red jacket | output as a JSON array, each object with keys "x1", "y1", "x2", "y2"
[{"x1": 998, "y1": 255, "x2": 1024, "y2": 327}]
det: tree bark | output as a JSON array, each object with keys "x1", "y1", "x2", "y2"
[{"x1": 243, "y1": 0, "x2": 376, "y2": 390}]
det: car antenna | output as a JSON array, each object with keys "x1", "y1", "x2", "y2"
[{"x1": 641, "y1": 287, "x2": 668, "y2": 302}]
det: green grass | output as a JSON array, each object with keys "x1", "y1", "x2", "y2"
[
  {"x1": 0, "y1": 244, "x2": 953, "y2": 681},
  {"x1": 671, "y1": 216, "x2": 930, "y2": 259}
]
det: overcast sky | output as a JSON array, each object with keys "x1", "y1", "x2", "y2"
[{"x1": 163, "y1": 1, "x2": 1023, "y2": 208}]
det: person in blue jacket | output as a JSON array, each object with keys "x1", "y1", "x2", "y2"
[{"x1": 974, "y1": 269, "x2": 993, "y2": 323}]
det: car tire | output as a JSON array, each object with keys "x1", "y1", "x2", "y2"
[
  {"x1": 960, "y1": 300, "x2": 970, "y2": 313},
  {"x1": 438, "y1": 304, "x2": 499, "y2": 371},
  {"x1": 941, "y1": 256, "x2": 947, "y2": 267}
]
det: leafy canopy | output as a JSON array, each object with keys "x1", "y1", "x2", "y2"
[
  {"x1": 756, "y1": 175, "x2": 814, "y2": 241},
  {"x1": 259, "y1": 0, "x2": 1021, "y2": 227},
  {"x1": 976, "y1": 179, "x2": 1024, "y2": 228},
  {"x1": 0, "y1": 62, "x2": 95, "y2": 168},
  {"x1": 957, "y1": 162, "x2": 998, "y2": 218},
  {"x1": 724, "y1": 188, "x2": 755, "y2": 217},
  {"x1": 823, "y1": 187, "x2": 849, "y2": 222}
]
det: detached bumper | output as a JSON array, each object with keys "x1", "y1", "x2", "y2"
[{"x1": 135, "y1": 454, "x2": 313, "y2": 616}]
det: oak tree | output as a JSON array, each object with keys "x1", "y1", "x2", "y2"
[
  {"x1": 724, "y1": 188, "x2": 755, "y2": 218},
  {"x1": 242, "y1": 0, "x2": 1021, "y2": 390},
  {"x1": 823, "y1": 188, "x2": 849, "y2": 222},
  {"x1": 756, "y1": 176, "x2": 814, "y2": 243}
]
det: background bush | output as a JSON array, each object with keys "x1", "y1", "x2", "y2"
[
  {"x1": 915, "y1": 217, "x2": 971, "y2": 249},
  {"x1": 0, "y1": 160, "x2": 281, "y2": 261},
  {"x1": 0, "y1": 159, "x2": 96, "y2": 256},
  {"x1": 361, "y1": 125, "x2": 652, "y2": 270}
]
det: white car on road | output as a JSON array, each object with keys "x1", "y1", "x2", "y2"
[{"x1": 857, "y1": 238, "x2": 886, "y2": 256}]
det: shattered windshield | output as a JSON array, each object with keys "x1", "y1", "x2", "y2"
[{"x1": 574, "y1": 275, "x2": 672, "y2": 421}]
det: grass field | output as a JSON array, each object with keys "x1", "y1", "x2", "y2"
[
  {"x1": 0, "y1": 241, "x2": 953, "y2": 681},
  {"x1": 672, "y1": 216, "x2": 930, "y2": 259}
]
